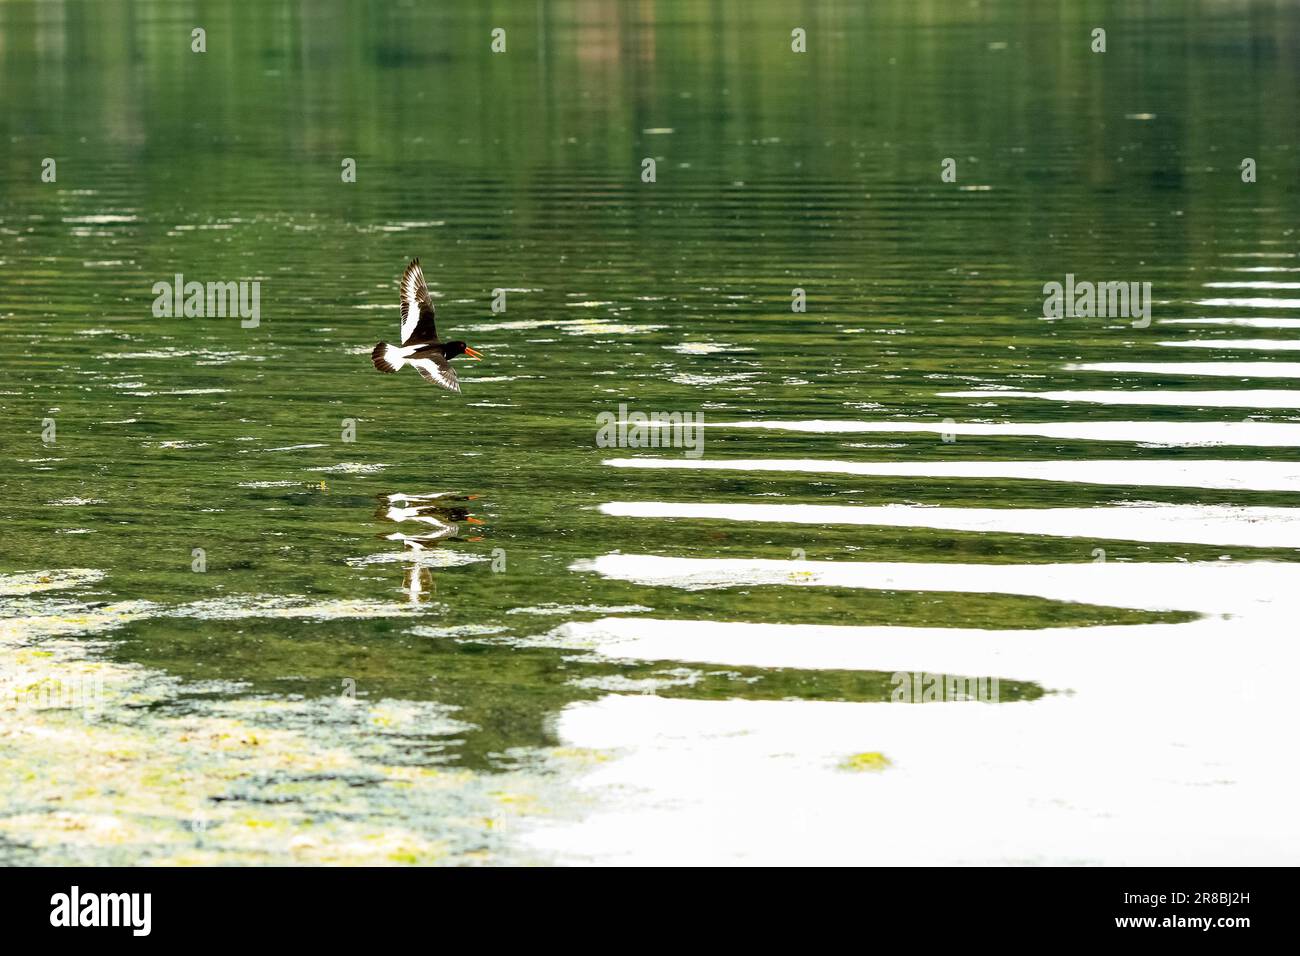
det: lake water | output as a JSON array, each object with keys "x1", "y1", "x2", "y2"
[{"x1": 2, "y1": 0, "x2": 1298, "y2": 864}]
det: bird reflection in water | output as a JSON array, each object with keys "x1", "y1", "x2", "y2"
[{"x1": 376, "y1": 492, "x2": 485, "y2": 603}]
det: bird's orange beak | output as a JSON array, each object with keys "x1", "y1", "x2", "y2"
[{"x1": 464, "y1": 346, "x2": 483, "y2": 360}]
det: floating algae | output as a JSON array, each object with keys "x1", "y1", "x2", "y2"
[
  {"x1": 840, "y1": 752, "x2": 892, "y2": 773},
  {"x1": 0, "y1": 570, "x2": 569, "y2": 865}
]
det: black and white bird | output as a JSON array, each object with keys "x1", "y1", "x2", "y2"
[{"x1": 371, "y1": 258, "x2": 482, "y2": 392}]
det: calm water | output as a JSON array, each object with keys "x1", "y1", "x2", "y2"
[{"x1": 2, "y1": 0, "x2": 1299, "y2": 864}]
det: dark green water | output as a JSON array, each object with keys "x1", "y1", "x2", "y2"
[{"x1": 2, "y1": 0, "x2": 1299, "y2": 864}]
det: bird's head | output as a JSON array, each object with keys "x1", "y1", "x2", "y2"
[{"x1": 445, "y1": 341, "x2": 483, "y2": 361}]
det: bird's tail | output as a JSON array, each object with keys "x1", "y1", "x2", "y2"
[{"x1": 372, "y1": 341, "x2": 406, "y2": 373}]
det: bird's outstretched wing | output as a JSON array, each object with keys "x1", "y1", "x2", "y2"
[
  {"x1": 399, "y1": 258, "x2": 438, "y2": 345},
  {"x1": 410, "y1": 352, "x2": 461, "y2": 393}
]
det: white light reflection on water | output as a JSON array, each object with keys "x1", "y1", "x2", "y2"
[
  {"x1": 598, "y1": 500, "x2": 1300, "y2": 548},
  {"x1": 605, "y1": 456, "x2": 1300, "y2": 492},
  {"x1": 517, "y1": 555, "x2": 1298, "y2": 865},
  {"x1": 939, "y1": 389, "x2": 1300, "y2": 409}
]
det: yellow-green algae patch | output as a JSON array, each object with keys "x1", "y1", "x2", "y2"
[
  {"x1": 0, "y1": 569, "x2": 106, "y2": 597},
  {"x1": 0, "y1": 569, "x2": 564, "y2": 865},
  {"x1": 840, "y1": 752, "x2": 892, "y2": 772}
]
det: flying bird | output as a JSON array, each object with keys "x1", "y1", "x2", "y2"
[{"x1": 371, "y1": 258, "x2": 482, "y2": 392}]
